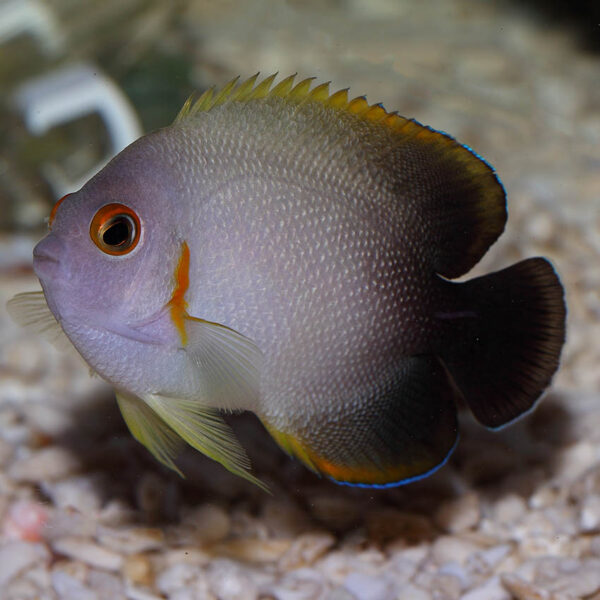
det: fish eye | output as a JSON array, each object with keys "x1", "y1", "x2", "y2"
[{"x1": 90, "y1": 203, "x2": 141, "y2": 256}]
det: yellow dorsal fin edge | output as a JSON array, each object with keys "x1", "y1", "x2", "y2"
[{"x1": 174, "y1": 72, "x2": 415, "y2": 134}]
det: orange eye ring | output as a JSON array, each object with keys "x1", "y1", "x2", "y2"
[{"x1": 90, "y1": 203, "x2": 141, "y2": 256}]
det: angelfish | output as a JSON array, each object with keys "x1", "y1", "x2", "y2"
[{"x1": 8, "y1": 73, "x2": 566, "y2": 489}]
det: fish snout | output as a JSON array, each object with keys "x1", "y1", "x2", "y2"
[{"x1": 33, "y1": 235, "x2": 64, "y2": 279}]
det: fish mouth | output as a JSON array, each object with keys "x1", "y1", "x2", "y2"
[
  {"x1": 33, "y1": 249, "x2": 59, "y2": 264},
  {"x1": 33, "y1": 235, "x2": 63, "y2": 280}
]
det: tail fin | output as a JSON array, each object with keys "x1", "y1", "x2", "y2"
[{"x1": 440, "y1": 257, "x2": 566, "y2": 429}]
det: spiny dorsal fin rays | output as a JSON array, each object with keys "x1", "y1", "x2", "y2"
[
  {"x1": 246, "y1": 72, "x2": 278, "y2": 100},
  {"x1": 288, "y1": 76, "x2": 315, "y2": 101},
  {"x1": 308, "y1": 81, "x2": 331, "y2": 102},
  {"x1": 328, "y1": 87, "x2": 349, "y2": 108},
  {"x1": 211, "y1": 76, "x2": 240, "y2": 106},
  {"x1": 231, "y1": 72, "x2": 260, "y2": 101},
  {"x1": 174, "y1": 72, "x2": 413, "y2": 133},
  {"x1": 269, "y1": 73, "x2": 296, "y2": 98}
]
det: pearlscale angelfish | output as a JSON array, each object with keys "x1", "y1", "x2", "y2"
[{"x1": 8, "y1": 73, "x2": 566, "y2": 489}]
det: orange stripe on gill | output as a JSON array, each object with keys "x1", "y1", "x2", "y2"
[
  {"x1": 168, "y1": 241, "x2": 191, "y2": 346},
  {"x1": 48, "y1": 193, "x2": 71, "y2": 229}
]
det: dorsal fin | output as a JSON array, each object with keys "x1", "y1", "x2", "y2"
[
  {"x1": 174, "y1": 72, "x2": 416, "y2": 133},
  {"x1": 175, "y1": 73, "x2": 507, "y2": 278}
]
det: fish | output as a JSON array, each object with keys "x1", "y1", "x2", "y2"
[{"x1": 8, "y1": 73, "x2": 566, "y2": 490}]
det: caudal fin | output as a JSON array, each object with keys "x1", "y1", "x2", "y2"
[{"x1": 441, "y1": 257, "x2": 566, "y2": 429}]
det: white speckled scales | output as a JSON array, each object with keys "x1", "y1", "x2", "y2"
[{"x1": 166, "y1": 98, "x2": 436, "y2": 426}]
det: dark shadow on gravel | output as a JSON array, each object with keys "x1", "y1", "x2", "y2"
[{"x1": 49, "y1": 388, "x2": 575, "y2": 545}]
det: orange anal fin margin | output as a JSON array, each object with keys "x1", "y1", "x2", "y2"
[
  {"x1": 261, "y1": 356, "x2": 460, "y2": 489},
  {"x1": 264, "y1": 421, "x2": 457, "y2": 489}
]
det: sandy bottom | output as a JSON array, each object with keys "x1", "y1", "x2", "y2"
[{"x1": 0, "y1": 0, "x2": 598, "y2": 598}]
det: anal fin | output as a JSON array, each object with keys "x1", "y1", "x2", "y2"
[{"x1": 263, "y1": 355, "x2": 460, "y2": 488}]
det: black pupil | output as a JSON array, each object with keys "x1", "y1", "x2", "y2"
[{"x1": 103, "y1": 217, "x2": 131, "y2": 247}]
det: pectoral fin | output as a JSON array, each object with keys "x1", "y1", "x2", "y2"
[
  {"x1": 7, "y1": 291, "x2": 72, "y2": 352},
  {"x1": 167, "y1": 240, "x2": 263, "y2": 414},
  {"x1": 263, "y1": 355, "x2": 460, "y2": 488},
  {"x1": 182, "y1": 316, "x2": 263, "y2": 412}
]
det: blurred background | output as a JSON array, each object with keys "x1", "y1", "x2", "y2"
[
  {"x1": 0, "y1": 1, "x2": 599, "y2": 598},
  {"x1": 1, "y1": 0, "x2": 598, "y2": 234}
]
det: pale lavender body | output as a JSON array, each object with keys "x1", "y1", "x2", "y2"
[{"x1": 35, "y1": 98, "x2": 443, "y2": 433}]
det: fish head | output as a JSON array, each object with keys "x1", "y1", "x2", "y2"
[{"x1": 33, "y1": 131, "x2": 190, "y2": 381}]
